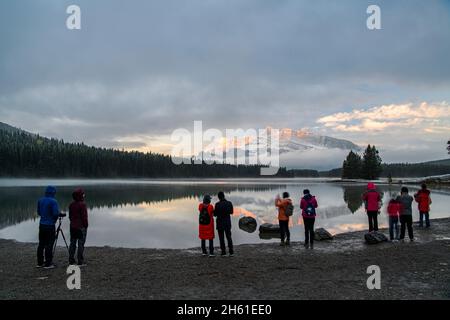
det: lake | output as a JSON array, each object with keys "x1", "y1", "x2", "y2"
[{"x1": 0, "y1": 179, "x2": 449, "y2": 249}]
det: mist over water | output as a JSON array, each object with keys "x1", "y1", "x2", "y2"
[{"x1": 0, "y1": 179, "x2": 449, "y2": 249}]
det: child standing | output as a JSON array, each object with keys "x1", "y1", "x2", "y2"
[
  {"x1": 199, "y1": 195, "x2": 215, "y2": 257},
  {"x1": 387, "y1": 193, "x2": 401, "y2": 241}
]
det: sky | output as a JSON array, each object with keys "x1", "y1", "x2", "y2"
[{"x1": 1, "y1": 0, "x2": 450, "y2": 168}]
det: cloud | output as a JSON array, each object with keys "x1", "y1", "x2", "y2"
[
  {"x1": 317, "y1": 102, "x2": 450, "y2": 132},
  {"x1": 1, "y1": 0, "x2": 450, "y2": 164}
]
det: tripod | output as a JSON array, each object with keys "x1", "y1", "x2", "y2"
[{"x1": 53, "y1": 216, "x2": 69, "y2": 256}]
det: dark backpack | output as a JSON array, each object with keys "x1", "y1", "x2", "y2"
[
  {"x1": 199, "y1": 206, "x2": 211, "y2": 225},
  {"x1": 305, "y1": 198, "x2": 316, "y2": 216},
  {"x1": 285, "y1": 202, "x2": 294, "y2": 217}
]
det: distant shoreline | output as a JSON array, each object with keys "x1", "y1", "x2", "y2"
[{"x1": 0, "y1": 176, "x2": 430, "y2": 188}]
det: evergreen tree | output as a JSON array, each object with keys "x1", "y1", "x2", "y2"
[
  {"x1": 447, "y1": 140, "x2": 450, "y2": 154},
  {"x1": 342, "y1": 150, "x2": 362, "y2": 179},
  {"x1": 361, "y1": 145, "x2": 382, "y2": 180}
]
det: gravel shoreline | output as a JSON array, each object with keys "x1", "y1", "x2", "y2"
[{"x1": 1, "y1": 218, "x2": 449, "y2": 300}]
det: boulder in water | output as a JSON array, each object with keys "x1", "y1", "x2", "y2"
[
  {"x1": 314, "y1": 228, "x2": 334, "y2": 241},
  {"x1": 259, "y1": 223, "x2": 280, "y2": 234},
  {"x1": 259, "y1": 232, "x2": 281, "y2": 240},
  {"x1": 364, "y1": 231, "x2": 388, "y2": 244},
  {"x1": 238, "y1": 216, "x2": 257, "y2": 233}
]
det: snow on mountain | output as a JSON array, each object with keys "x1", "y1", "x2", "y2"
[{"x1": 198, "y1": 128, "x2": 361, "y2": 170}]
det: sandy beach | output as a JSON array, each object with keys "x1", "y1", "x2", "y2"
[{"x1": 1, "y1": 218, "x2": 449, "y2": 300}]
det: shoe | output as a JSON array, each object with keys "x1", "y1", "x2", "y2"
[
  {"x1": 304, "y1": 243, "x2": 309, "y2": 248},
  {"x1": 221, "y1": 252, "x2": 227, "y2": 257},
  {"x1": 310, "y1": 244, "x2": 314, "y2": 250},
  {"x1": 36, "y1": 264, "x2": 44, "y2": 269},
  {"x1": 229, "y1": 253, "x2": 234, "y2": 257},
  {"x1": 43, "y1": 264, "x2": 56, "y2": 269},
  {"x1": 202, "y1": 253, "x2": 208, "y2": 256},
  {"x1": 209, "y1": 254, "x2": 216, "y2": 257},
  {"x1": 285, "y1": 240, "x2": 290, "y2": 246},
  {"x1": 280, "y1": 241, "x2": 285, "y2": 246},
  {"x1": 410, "y1": 238, "x2": 415, "y2": 242}
]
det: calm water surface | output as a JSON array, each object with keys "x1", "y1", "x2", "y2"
[{"x1": 0, "y1": 179, "x2": 449, "y2": 248}]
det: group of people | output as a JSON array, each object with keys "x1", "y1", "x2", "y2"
[
  {"x1": 36, "y1": 186, "x2": 88, "y2": 269},
  {"x1": 269, "y1": 183, "x2": 432, "y2": 249},
  {"x1": 35, "y1": 182, "x2": 432, "y2": 267},
  {"x1": 274, "y1": 190, "x2": 318, "y2": 248},
  {"x1": 363, "y1": 183, "x2": 432, "y2": 242},
  {"x1": 198, "y1": 189, "x2": 320, "y2": 255},
  {"x1": 197, "y1": 192, "x2": 235, "y2": 257}
]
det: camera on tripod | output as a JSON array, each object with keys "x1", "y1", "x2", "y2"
[{"x1": 53, "y1": 211, "x2": 69, "y2": 256}]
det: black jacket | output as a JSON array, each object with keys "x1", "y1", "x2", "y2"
[{"x1": 214, "y1": 199, "x2": 234, "y2": 230}]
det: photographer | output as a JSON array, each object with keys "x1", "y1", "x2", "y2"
[
  {"x1": 36, "y1": 186, "x2": 61, "y2": 269},
  {"x1": 69, "y1": 188, "x2": 88, "y2": 266}
]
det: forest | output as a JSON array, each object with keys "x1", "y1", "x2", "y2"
[{"x1": 0, "y1": 127, "x2": 288, "y2": 178}]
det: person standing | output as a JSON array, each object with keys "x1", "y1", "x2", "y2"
[
  {"x1": 362, "y1": 182, "x2": 381, "y2": 232},
  {"x1": 214, "y1": 191, "x2": 234, "y2": 257},
  {"x1": 36, "y1": 186, "x2": 61, "y2": 269},
  {"x1": 387, "y1": 193, "x2": 401, "y2": 241},
  {"x1": 300, "y1": 189, "x2": 318, "y2": 249},
  {"x1": 275, "y1": 192, "x2": 293, "y2": 246},
  {"x1": 397, "y1": 187, "x2": 414, "y2": 241},
  {"x1": 414, "y1": 184, "x2": 432, "y2": 228},
  {"x1": 199, "y1": 195, "x2": 215, "y2": 257},
  {"x1": 69, "y1": 188, "x2": 89, "y2": 266}
]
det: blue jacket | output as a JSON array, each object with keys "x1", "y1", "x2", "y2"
[{"x1": 37, "y1": 186, "x2": 60, "y2": 226}]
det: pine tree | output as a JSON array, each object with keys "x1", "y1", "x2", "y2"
[
  {"x1": 342, "y1": 150, "x2": 362, "y2": 179},
  {"x1": 361, "y1": 145, "x2": 382, "y2": 180},
  {"x1": 447, "y1": 140, "x2": 450, "y2": 154}
]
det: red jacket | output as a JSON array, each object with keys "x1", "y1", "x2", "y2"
[
  {"x1": 69, "y1": 189, "x2": 88, "y2": 229},
  {"x1": 198, "y1": 203, "x2": 215, "y2": 240},
  {"x1": 414, "y1": 190, "x2": 431, "y2": 212},
  {"x1": 362, "y1": 190, "x2": 381, "y2": 212},
  {"x1": 387, "y1": 200, "x2": 401, "y2": 217}
]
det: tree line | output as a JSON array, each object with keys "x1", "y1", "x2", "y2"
[
  {"x1": 339, "y1": 144, "x2": 450, "y2": 179},
  {"x1": 1, "y1": 127, "x2": 448, "y2": 179},
  {"x1": 0, "y1": 129, "x2": 291, "y2": 178}
]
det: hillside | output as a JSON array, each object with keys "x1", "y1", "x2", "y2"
[
  {"x1": 0, "y1": 122, "x2": 274, "y2": 178},
  {"x1": 0, "y1": 122, "x2": 22, "y2": 134},
  {"x1": 422, "y1": 158, "x2": 450, "y2": 166}
]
